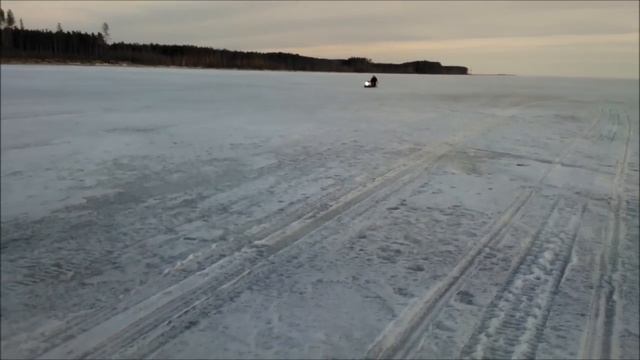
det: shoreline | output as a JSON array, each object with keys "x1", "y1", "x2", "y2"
[{"x1": 0, "y1": 58, "x2": 470, "y2": 75}]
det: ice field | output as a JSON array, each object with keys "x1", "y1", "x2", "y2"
[{"x1": 1, "y1": 65, "x2": 638, "y2": 359}]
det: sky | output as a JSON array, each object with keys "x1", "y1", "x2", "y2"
[{"x1": 2, "y1": 1, "x2": 639, "y2": 78}]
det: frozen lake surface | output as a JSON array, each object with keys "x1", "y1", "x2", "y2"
[{"x1": 1, "y1": 65, "x2": 638, "y2": 359}]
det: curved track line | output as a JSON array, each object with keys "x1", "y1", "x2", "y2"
[
  {"x1": 580, "y1": 108, "x2": 632, "y2": 360},
  {"x1": 38, "y1": 116, "x2": 505, "y2": 359},
  {"x1": 460, "y1": 200, "x2": 587, "y2": 359},
  {"x1": 90, "y1": 150, "x2": 450, "y2": 359},
  {"x1": 366, "y1": 190, "x2": 535, "y2": 359},
  {"x1": 364, "y1": 111, "x2": 603, "y2": 359}
]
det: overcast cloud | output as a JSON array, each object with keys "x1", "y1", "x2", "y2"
[{"x1": 3, "y1": 1, "x2": 638, "y2": 78}]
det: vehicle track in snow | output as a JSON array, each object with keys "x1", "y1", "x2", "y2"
[
  {"x1": 459, "y1": 198, "x2": 587, "y2": 359},
  {"x1": 1, "y1": 148, "x2": 374, "y2": 358},
  {"x1": 365, "y1": 111, "x2": 603, "y2": 359},
  {"x1": 37, "y1": 111, "x2": 510, "y2": 359},
  {"x1": 580, "y1": 108, "x2": 632, "y2": 360},
  {"x1": 3, "y1": 68, "x2": 637, "y2": 360}
]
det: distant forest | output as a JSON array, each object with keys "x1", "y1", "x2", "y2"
[{"x1": 0, "y1": 8, "x2": 468, "y2": 75}]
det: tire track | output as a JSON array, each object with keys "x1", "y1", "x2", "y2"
[
  {"x1": 364, "y1": 111, "x2": 602, "y2": 359},
  {"x1": 38, "y1": 114, "x2": 506, "y2": 359},
  {"x1": 93, "y1": 152, "x2": 449, "y2": 359},
  {"x1": 459, "y1": 199, "x2": 587, "y2": 359},
  {"x1": 580, "y1": 108, "x2": 632, "y2": 359},
  {"x1": 366, "y1": 189, "x2": 536, "y2": 360},
  {"x1": 84, "y1": 134, "x2": 492, "y2": 359},
  {"x1": 2, "y1": 163, "x2": 349, "y2": 357},
  {"x1": 2, "y1": 142, "x2": 396, "y2": 358}
]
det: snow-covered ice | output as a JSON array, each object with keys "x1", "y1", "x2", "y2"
[{"x1": 1, "y1": 65, "x2": 638, "y2": 359}]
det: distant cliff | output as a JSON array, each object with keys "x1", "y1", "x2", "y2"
[{"x1": 0, "y1": 28, "x2": 468, "y2": 75}]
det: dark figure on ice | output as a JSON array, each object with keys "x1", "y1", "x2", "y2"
[
  {"x1": 365, "y1": 75, "x2": 378, "y2": 88},
  {"x1": 370, "y1": 75, "x2": 377, "y2": 87}
]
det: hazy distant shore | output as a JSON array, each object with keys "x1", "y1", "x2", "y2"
[
  {"x1": 0, "y1": 57, "x2": 473, "y2": 75},
  {"x1": 1, "y1": 59, "x2": 521, "y2": 77},
  {"x1": 0, "y1": 27, "x2": 468, "y2": 75}
]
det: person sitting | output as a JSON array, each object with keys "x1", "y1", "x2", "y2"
[{"x1": 370, "y1": 75, "x2": 378, "y2": 87}]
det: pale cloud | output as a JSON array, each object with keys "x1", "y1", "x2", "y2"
[
  {"x1": 274, "y1": 32, "x2": 638, "y2": 57},
  {"x1": 2, "y1": 1, "x2": 638, "y2": 78},
  {"x1": 1, "y1": 1, "x2": 160, "y2": 31},
  {"x1": 272, "y1": 32, "x2": 639, "y2": 78}
]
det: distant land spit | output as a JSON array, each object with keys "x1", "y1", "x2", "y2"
[{"x1": 0, "y1": 27, "x2": 468, "y2": 75}]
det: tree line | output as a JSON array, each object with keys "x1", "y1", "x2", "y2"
[{"x1": 0, "y1": 9, "x2": 468, "y2": 75}]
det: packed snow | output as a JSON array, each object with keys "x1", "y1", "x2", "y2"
[{"x1": 1, "y1": 65, "x2": 638, "y2": 359}]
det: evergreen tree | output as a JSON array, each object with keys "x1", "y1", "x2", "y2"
[
  {"x1": 0, "y1": 8, "x2": 5, "y2": 27},
  {"x1": 101, "y1": 22, "x2": 110, "y2": 43},
  {"x1": 0, "y1": 18, "x2": 467, "y2": 74},
  {"x1": 7, "y1": 9, "x2": 15, "y2": 28}
]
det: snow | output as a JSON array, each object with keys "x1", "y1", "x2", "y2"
[{"x1": 1, "y1": 65, "x2": 638, "y2": 359}]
